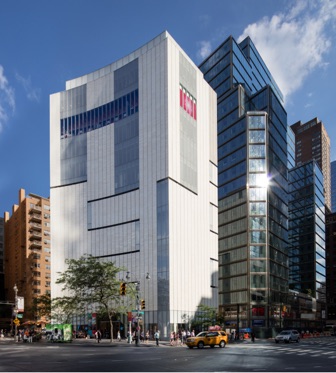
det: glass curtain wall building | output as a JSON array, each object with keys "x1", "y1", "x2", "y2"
[
  {"x1": 326, "y1": 212, "x2": 336, "y2": 323},
  {"x1": 199, "y1": 36, "x2": 289, "y2": 336},
  {"x1": 331, "y1": 160, "x2": 336, "y2": 213},
  {"x1": 288, "y1": 161, "x2": 326, "y2": 328}
]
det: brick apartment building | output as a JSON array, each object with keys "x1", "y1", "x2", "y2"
[{"x1": 4, "y1": 189, "x2": 51, "y2": 323}]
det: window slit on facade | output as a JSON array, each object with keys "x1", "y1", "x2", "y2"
[
  {"x1": 60, "y1": 89, "x2": 139, "y2": 138},
  {"x1": 157, "y1": 180, "x2": 169, "y2": 310}
]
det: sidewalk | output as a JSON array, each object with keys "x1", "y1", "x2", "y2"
[
  {"x1": 0, "y1": 335, "x2": 271, "y2": 347},
  {"x1": 72, "y1": 338, "x2": 174, "y2": 347},
  {"x1": 0, "y1": 336, "x2": 171, "y2": 347}
]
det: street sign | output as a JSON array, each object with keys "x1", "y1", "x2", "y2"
[
  {"x1": 17, "y1": 296, "x2": 24, "y2": 313},
  {"x1": 132, "y1": 310, "x2": 144, "y2": 315}
]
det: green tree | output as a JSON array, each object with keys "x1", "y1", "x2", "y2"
[
  {"x1": 54, "y1": 255, "x2": 135, "y2": 342},
  {"x1": 30, "y1": 294, "x2": 51, "y2": 323},
  {"x1": 191, "y1": 304, "x2": 224, "y2": 331}
]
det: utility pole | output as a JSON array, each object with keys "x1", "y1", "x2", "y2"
[
  {"x1": 237, "y1": 304, "x2": 239, "y2": 339},
  {"x1": 125, "y1": 272, "x2": 150, "y2": 345},
  {"x1": 13, "y1": 284, "x2": 18, "y2": 342}
]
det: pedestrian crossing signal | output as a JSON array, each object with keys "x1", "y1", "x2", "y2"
[
  {"x1": 141, "y1": 300, "x2": 145, "y2": 310},
  {"x1": 120, "y1": 282, "x2": 126, "y2": 295}
]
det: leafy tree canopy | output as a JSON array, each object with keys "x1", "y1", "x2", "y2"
[
  {"x1": 190, "y1": 304, "x2": 225, "y2": 331},
  {"x1": 30, "y1": 294, "x2": 51, "y2": 323},
  {"x1": 53, "y1": 255, "x2": 135, "y2": 342}
]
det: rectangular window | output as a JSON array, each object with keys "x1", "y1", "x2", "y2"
[
  {"x1": 249, "y1": 173, "x2": 268, "y2": 187},
  {"x1": 249, "y1": 216, "x2": 266, "y2": 230},
  {"x1": 249, "y1": 187, "x2": 267, "y2": 201},
  {"x1": 251, "y1": 274, "x2": 266, "y2": 287},
  {"x1": 250, "y1": 245, "x2": 266, "y2": 258},
  {"x1": 249, "y1": 202, "x2": 266, "y2": 215},
  {"x1": 248, "y1": 115, "x2": 266, "y2": 129},
  {"x1": 250, "y1": 231, "x2": 266, "y2": 244},
  {"x1": 249, "y1": 130, "x2": 265, "y2": 143},
  {"x1": 249, "y1": 159, "x2": 266, "y2": 172},
  {"x1": 249, "y1": 144, "x2": 265, "y2": 158},
  {"x1": 250, "y1": 259, "x2": 266, "y2": 272}
]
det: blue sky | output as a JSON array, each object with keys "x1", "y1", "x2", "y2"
[{"x1": 1, "y1": 0, "x2": 336, "y2": 215}]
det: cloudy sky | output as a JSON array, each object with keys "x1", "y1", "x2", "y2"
[{"x1": 1, "y1": 0, "x2": 336, "y2": 214}]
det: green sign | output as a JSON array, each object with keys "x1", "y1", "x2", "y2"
[{"x1": 132, "y1": 310, "x2": 144, "y2": 314}]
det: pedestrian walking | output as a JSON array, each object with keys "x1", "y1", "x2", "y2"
[
  {"x1": 182, "y1": 330, "x2": 186, "y2": 344},
  {"x1": 145, "y1": 330, "x2": 149, "y2": 344},
  {"x1": 117, "y1": 330, "x2": 121, "y2": 342},
  {"x1": 170, "y1": 331, "x2": 174, "y2": 345},
  {"x1": 95, "y1": 329, "x2": 101, "y2": 343},
  {"x1": 154, "y1": 330, "x2": 160, "y2": 346},
  {"x1": 251, "y1": 332, "x2": 255, "y2": 343}
]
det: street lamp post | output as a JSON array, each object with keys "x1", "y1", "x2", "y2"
[
  {"x1": 13, "y1": 284, "x2": 18, "y2": 342},
  {"x1": 125, "y1": 272, "x2": 150, "y2": 345},
  {"x1": 236, "y1": 304, "x2": 239, "y2": 340}
]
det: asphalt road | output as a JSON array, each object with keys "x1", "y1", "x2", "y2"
[{"x1": 1, "y1": 337, "x2": 336, "y2": 372}]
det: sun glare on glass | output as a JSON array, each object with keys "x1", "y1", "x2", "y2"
[{"x1": 256, "y1": 174, "x2": 269, "y2": 187}]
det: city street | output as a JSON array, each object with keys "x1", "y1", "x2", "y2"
[{"x1": 0, "y1": 337, "x2": 336, "y2": 372}]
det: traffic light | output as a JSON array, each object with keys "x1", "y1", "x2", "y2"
[
  {"x1": 120, "y1": 282, "x2": 126, "y2": 296},
  {"x1": 141, "y1": 299, "x2": 145, "y2": 310}
]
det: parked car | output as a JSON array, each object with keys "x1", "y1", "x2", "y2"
[
  {"x1": 275, "y1": 330, "x2": 300, "y2": 343},
  {"x1": 186, "y1": 330, "x2": 228, "y2": 349}
]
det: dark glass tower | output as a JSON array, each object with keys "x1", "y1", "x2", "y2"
[
  {"x1": 326, "y1": 212, "x2": 336, "y2": 322},
  {"x1": 331, "y1": 160, "x2": 336, "y2": 213},
  {"x1": 199, "y1": 36, "x2": 289, "y2": 336},
  {"x1": 288, "y1": 161, "x2": 326, "y2": 295},
  {"x1": 288, "y1": 161, "x2": 326, "y2": 328}
]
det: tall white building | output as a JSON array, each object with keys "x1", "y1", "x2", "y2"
[{"x1": 50, "y1": 31, "x2": 218, "y2": 338}]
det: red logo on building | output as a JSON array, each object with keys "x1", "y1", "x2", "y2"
[{"x1": 180, "y1": 84, "x2": 197, "y2": 120}]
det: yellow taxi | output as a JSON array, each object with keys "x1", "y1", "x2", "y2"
[{"x1": 186, "y1": 330, "x2": 228, "y2": 349}]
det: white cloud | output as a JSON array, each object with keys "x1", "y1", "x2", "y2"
[
  {"x1": 15, "y1": 73, "x2": 41, "y2": 103},
  {"x1": 238, "y1": 0, "x2": 336, "y2": 101},
  {"x1": 197, "y1": 40, "x2": 212, "y2": 60},
  {"x1": 0, "y1": 65, "x2": 15, "y2": 133}
]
